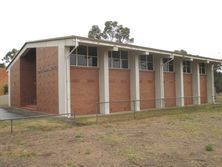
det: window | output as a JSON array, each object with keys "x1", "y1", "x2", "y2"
[
  {"x1": 70, "y1": 45, "x2": 97, "y2": 67},
  {"x1": 139, "y1": 55, "x2": 153, "y2": 70},
  {"x1": 183, "y1": 61, "x2": 192, "y2": 73},
  {"x1": 163, "y1": 58, "x2": 174, "y2": 72},
  {"x1": 199, "y1": 63, "x2": 206, "y2": 74},
  {"x1": 109, "y1": 50, "x2": 128, "y2": 69}
]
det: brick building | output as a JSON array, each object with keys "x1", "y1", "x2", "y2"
[
  {"x1": 6, "y1": 36, "x2": 222, "y2": 115},
  {"x1": 0, "y1": 65, "x2": 8, "y2": 95}
]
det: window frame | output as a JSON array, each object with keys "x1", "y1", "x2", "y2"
[
  {"x1": 163, "y1": 58, "x2": 174, "y2": 72},
  {"x1": 183, "y1": 61, "x2": 192, "y2": 74},
  {"x1": 109, "y1": 50, "x2": 129, "y2": 69},
  {"x1": 70, "y1": 45, "x2": 98, "y2": 67},
  {"x1": 139, "y1": 54, "x2": 154, "y2": 71}
]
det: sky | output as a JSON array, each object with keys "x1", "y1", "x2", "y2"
[{"x1": 0, "y1": 0, "x2": 222, "y2": 62}]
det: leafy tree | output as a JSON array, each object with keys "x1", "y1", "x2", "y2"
[
  {"x1": 88, "y1": 25, "x2": 102, "y2": 40},
  {"x1": 0, "y1": 63, "x2": 5, "y2": 68},
  {"x1": 174, "y1": 49, "x2": 188, "y2": 54},
  {"x1": 3, "y1": 84, "x2": 8, "y2": 95},
  {"x1": 2, "y1": 48, "x2": 18, "y2": 65},
  {"x1": 214, "y1": 64, "x2": 222, "y2": 93},
  {"x1": 88, "y1": 21, "x2": 134, "y2": 44}
]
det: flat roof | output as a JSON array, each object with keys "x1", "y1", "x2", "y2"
[{"x1": 7, "y1": 35, "x2": 222, "y2": 70}]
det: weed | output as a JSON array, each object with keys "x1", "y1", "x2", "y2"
[{"x1": 205, "y1": 144, "x2": 213, "y2": 151}]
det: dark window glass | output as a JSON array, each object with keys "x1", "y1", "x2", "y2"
[
  {"x1": 77, "y1": 55, "x2": 87, "y2": 66},
  {"x1": 88, "y1": 46, "x2": 97, "y2": 56},
  {"x1": 77, "y1": 45, "x2": 87, "y2": 55},
  {"x1": 199, "y1": 63, "x2": 206, "y2": 74},
  {"x1": 70, "y1": 54, "x2": 76, "y2": 65},
  {"x1": 121, "y1": 51, "x2": 128, "y2": 59},
  {"x1": 147, "y1": 62, "x2": 153, "y2": 70},
  {"x1": 113, "y1": 59, "x2": 120, "y2": 68},
  {"x1": 140, "y1": 61, "x2": 147, "y2": 69},
  {"x1": 147, "y1": 55, "x2": 153, "y2": 62},
  {"x1": 122, "y1": 60, "x2": 128, "y2": 68},
  {"x1": 88, "y1": 56, "x2": 97, "y2": 66},
  {"x1": 140, "y1": 55, "x2": 146, "y2": 61},
  {"x1": 187, "y1": 67, "x2": 191, "y2": 73},
  {"x1": 169, "y1": 64, "x2": 174, "y2": 71},
  {"x1": 163, "y1": 58, "x2": 168, "y2": 63},
  {"x1": 112, "y1": 51, "x2": 120, "y2": 58}
]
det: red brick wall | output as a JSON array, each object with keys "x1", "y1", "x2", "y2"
[
  {"x1": 109, "y1": 69, "x2": 130, "y2": 112},
  {"x1": 70, "y1": 67, "x2": 99, "y2": 115},
  {"x1": 0, "y1": 68, "x2": 8, "y2": 95},
  {"x1": 183, "y1": 74, "x2": 193, "y2": 105},
  {"x1": 20, "y1": 50, "x2": 36, "y2": 106},
  {"x1": 164, "y1": 72, "x2": 176, "y2": 107},
  {"x1": 36, "y1": 47, "x2": 58, "y2": 114},
  {"x1": 139, "y1": 71, "x2": 155, "y2": 109},
  {"x1": 200, "y1": 74, "x2": 207, "y2": 104},
  {"x1": 10, "y1": 59, "x2": 21, "y2": 107}
]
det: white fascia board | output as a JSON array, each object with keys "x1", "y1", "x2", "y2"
[{"x1": 77, "y1": 39, "x2": 171, "y2": 55}]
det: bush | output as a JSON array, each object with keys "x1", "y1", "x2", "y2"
[
  {"x1": 3, "y1": 84, "x2": 8, "y2": 95},
  {"x1": 205, "y1": 144, "x2": 213, "y2": 151}
]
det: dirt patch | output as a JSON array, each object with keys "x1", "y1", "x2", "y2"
[{"x1": 1, "y1": 105, "x2": 222, "y2": 166}]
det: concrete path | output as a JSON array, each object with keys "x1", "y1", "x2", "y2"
[
  {"x1": 0, "y1": 107, "x2": 43, "y2": 120},
  {"x1": 0, "y1": 108, "x2": 22, "y2": 120}
]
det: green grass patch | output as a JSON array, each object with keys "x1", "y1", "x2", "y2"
[{"x1": 205, "y1": 144, "x2": 214, "y2": 151}]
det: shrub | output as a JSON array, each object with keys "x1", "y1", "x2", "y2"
[
  {"x1": 205, "y1": 144, "x2": 213, "y2": 151},
  {"x1": 3, "y1": 84, "x2": 8, "y2": 95}
]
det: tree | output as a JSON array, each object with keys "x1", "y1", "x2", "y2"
[
  {"x1": 88, "y1": 21, "x2": 134, "y2": 44},
  {"x1": 2, "y1": 48, "x2": 18, "y2": 65},
  {"x1": 214, "y1": 64, "x2": 222, "y2": 93},
  {"x1": 88, "y1": 25, "x2": 102, "y2": 40},
  {"x1": 174, "y1": 49, "x2": 188, "y2": 54}
]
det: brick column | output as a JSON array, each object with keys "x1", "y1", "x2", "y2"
[
  {"x1": 175, "y1": 58, "x2": 184, "y2": 106},
  {"x1": 192, "y1": 61, "x2": 201, "y2": 104},
  {"x1": 129, "y1": 53, "x2": 140, "y2": 111},
  {"x1": 98, "y1": 47, "x2": 110, "y2": 114},
  {"x1": 207, "y1": 63, "x2": 215, "y2": 103},
  {"x1": 154, "y1": 56, "x2": 164, "y2": 108}
]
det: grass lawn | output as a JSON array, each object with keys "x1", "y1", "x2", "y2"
[{"x1": 1, "y1": 104, "x2": 222, "y2": 167}]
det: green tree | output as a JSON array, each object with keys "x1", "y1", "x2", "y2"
[
  {"x1": 88, "y1": 21, "x2": 134, "y2": 44},
  {"x1": 2, "y1": 48, "x2": 18, "y2": 65},
  {"x1": 174, "y1": 49, "x2": 188, "y2": 54},
  {"x1": 88, "y1": 25, "x2": 102, "y2": 40},
  {"x1": 214, "y1": 64, "x2": 222, "y2": 93}
]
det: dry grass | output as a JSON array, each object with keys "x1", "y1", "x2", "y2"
[{"x1": 1, "y1": 104, "x2": 222, "y2": 166}]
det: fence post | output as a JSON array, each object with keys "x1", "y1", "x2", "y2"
[
  {"x1": 10, "y1": 120, "x2": 13, "y2": 134},
  {"x1": 96, "y1": 102, "x2": 99, "y2": 124},
  {"x1": 133, "y1": 100, "x2": 136, "y2": 119}
]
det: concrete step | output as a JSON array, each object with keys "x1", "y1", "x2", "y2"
[{"x1": 21, "y1": 105, "x2": 37, "y2": 111}]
